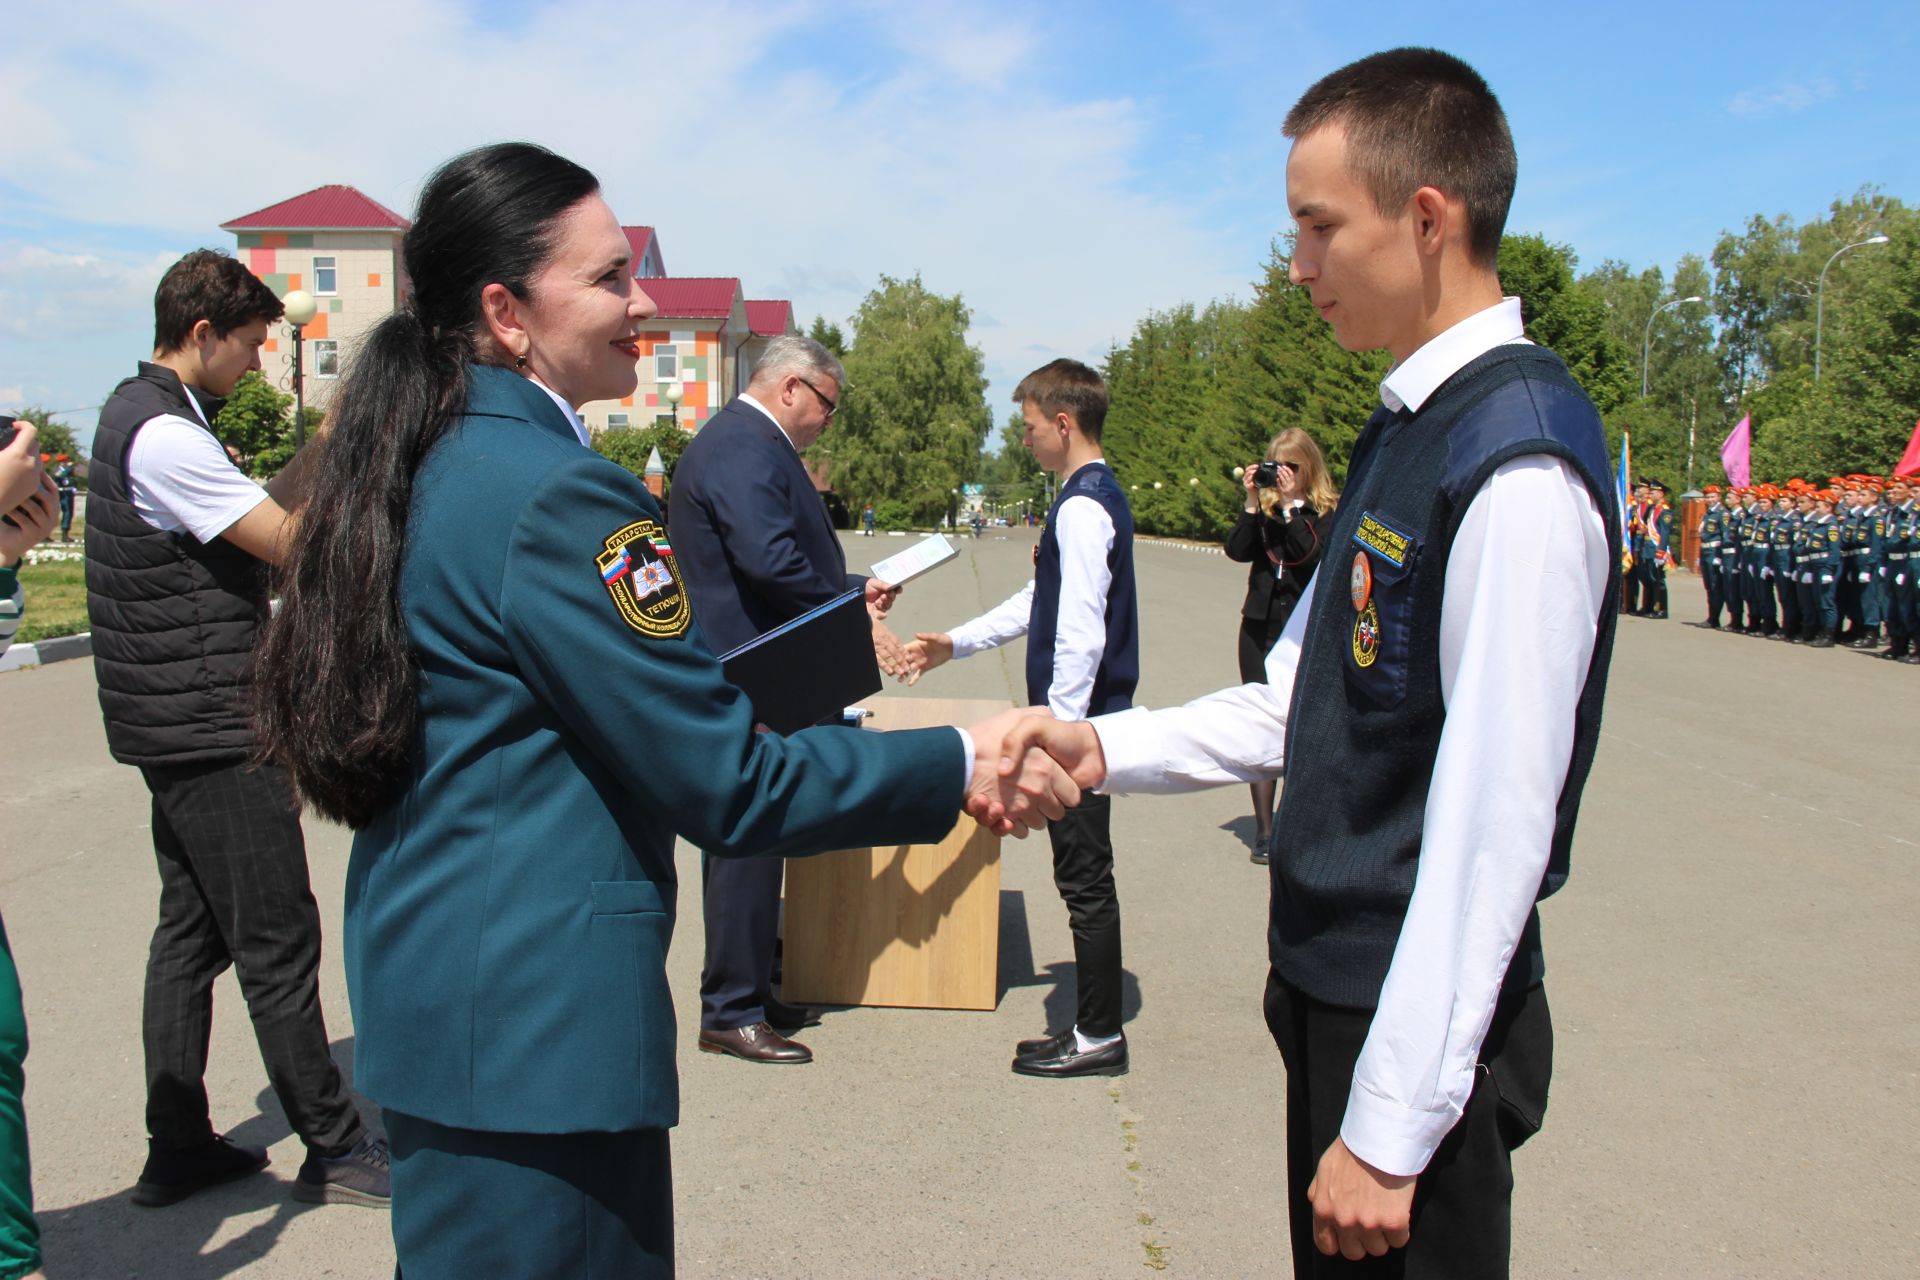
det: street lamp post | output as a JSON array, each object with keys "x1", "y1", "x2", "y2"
[
  {"x1": 1641, "y1": 294, "x2": 1705, "y2": 399},
  {"x1": 663, "y1": 380, "x2": 684, "y2": 427},
  {"x1": 283, "y1": 289, "x2": 318, "y2": 446},
  {"x1": 1815, "y1": 234, "x2": 1890, "y2": 381}
]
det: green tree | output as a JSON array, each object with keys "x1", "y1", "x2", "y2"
[
  {"x1": 595, "y1": 421, "x2": 692, "y2": 498},
  {"x1": 1498, "y1": 234, "x2": 1634, "y2": 413},
  {"x1": 1218, "y1": 243, "x2": 1384, "y2": 487},
  {"x1": 978, "y1": 411, "x2": 1046, "y2": 516},
  {"x1": 210, "y1": 372, "x2": 301, "y2": 478},
  {"x1": 822, "y1": 274, "x2": 991, "y2": 522},
  {"x1": 808, "y1": 315, "x2": 847, "y2": 357},
  {"x1": 9, "y1": 406, "x2": 85, "y2": 473}
]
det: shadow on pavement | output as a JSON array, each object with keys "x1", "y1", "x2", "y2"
[{"x1": 38, "y1": 1037, "x2": 384, "y2": 1280}]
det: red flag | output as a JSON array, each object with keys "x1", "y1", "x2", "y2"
[{"x1": 1896, "y1": 416, "x2": 1920, "y2": 478}]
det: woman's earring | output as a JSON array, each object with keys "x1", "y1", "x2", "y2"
[{"x1": 514, "y1": 353, "x2": 529, "y2": 370}]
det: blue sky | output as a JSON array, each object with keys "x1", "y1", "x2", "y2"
[{"x1": 2, "y1": 0, "x2": 1913, "y2": 447}]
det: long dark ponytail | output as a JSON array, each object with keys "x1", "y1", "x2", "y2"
[{"x1": 254, "y1": 142, "x2": 599, "y2": 827}]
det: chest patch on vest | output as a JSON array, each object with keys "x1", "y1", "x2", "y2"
[
  {"x1": 1349, "y1": 550, "x2": 1372, "y2": 611},
  {"x1": 1352, "y1": 511, "x2": 1413, "y2": 567},
  {"x1": 596, "y1": 519, "x2": 690, "y2": 639},
  {"x1": 1352, "y1": 600, "x2": 1381, "y2": 668}
]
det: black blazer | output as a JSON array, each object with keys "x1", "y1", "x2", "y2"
[
  {"x1": 667, "y1": 397, "x2": 862, "y2": 654},
  {"x1": 1223, "y1": 503, "x2": 1327, "y2": 624}
]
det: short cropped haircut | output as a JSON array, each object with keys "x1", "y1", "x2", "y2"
[
  {"x1": 153, "y1": 249, "x2": 286, "y2": 353},
  {"x1": 1013, "y1": 358, "x2": 1108, "y2": 440},
  {"x1": 749, "y1": 334, "x2": 846, "y2": 391},
  {"x1": 1283, "y1": 48, "x2": 1516, "y2": 267}
]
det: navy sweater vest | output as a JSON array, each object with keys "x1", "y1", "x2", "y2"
[
  {"x1": 86, "y1": 364, "x2": 269, "y2": 766},
  {"x1": 1271, "y1": 345, "x2": 1620, "y2": 1009},
  {"x1": 1027, "y1": 462, "x2": 1138, "y2": 715}
]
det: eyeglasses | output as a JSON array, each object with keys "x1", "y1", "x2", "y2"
[{"x1": 796, "y1": 376, "x2": 838, "y2": 420}]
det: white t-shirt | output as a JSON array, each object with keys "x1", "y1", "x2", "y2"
[{"x1": 126, "y1": 392, "x2": 269, "y2": 542}]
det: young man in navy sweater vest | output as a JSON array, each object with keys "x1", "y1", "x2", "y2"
[
  {"x1": 998, "y1": 49, "x2": 1619, "y2": 1276},
  {"x1": 905, "y1": 359, "x2": 1140, "y2": 1079}
]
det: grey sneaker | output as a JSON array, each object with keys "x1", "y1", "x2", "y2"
[{"x1": 293, "y1": 1132, "x2": 391, "y2": 1207}]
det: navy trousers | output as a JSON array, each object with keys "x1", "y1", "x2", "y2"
[
  {"x1": 699, "y1": 853, "x2": 782, "y2": 1030},
  {"x1": 388, "y1": 1112, "x2": 671, "y2": 1279}
]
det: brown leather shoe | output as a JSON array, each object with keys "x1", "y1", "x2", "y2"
[{"x1": 698, "y1": 1022, "x2": 813, "y2": 1064}]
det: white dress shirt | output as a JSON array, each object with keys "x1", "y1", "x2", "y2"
[
  {"x1": 528, "y1": 376, "x2": 592, "y2": 447},
  {"x1": 1097, "y1": 298, "x2": 1611, "y2": 1177},
  {"x1": 126, "y1": 380, "x2": 270, "y2": 540},
  {"x1": 947, "y1": 461, "x2": 1117, "y2": 720}
]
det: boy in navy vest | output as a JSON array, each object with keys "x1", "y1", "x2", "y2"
[
  {"x1": 905, "y1": 359, "x2": 1140, "y2": 1079},
  {"x1": 998, "y1": 49, "x2": 1619, "y2": 1276}
]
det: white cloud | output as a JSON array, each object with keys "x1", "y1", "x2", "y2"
[
  {"x1": 0, "y1": 247, "x2": 177, "y2": 340},
  {"x1": 0, "y1": 0, "x2": 1257, "y2": 424},
  {"x1": 0, "y1": 386, "x2": 24, "y2": 405},
  {"x1": 1726, "y1": 75, "x2": 1839, "y2": 118}
]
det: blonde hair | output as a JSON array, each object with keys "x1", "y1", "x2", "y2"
[{"x1": 1257, "y1": 427, "x2": 1341, "y2": 519}]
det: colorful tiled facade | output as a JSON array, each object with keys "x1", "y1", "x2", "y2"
[
  {"x1": 222, "y1": 186, "x2": 408, "y2": 417},
  {"x1": 222, "y1": 190, "x2": 796, "y2": 439}
]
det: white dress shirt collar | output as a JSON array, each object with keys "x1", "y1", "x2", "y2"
[
  {"x1": 738, "y1": 392, "x2": 800, "y2": 453},
  {"x1": 1380, "y1": 297, "x2": 1526, "y2": 415},
  {"x1": 526, "y1": 375, "x2": 591, "y2": 448}
]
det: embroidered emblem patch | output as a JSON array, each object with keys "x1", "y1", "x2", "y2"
[
  {"x1": 1351, "y1": 511, "x2": 1414, "y2": 568},
  {"x1": 1352, "y1": 600, "x2": 1381, "y2": 669},
  {"x1": 596, "y1": 519, "x2": 690, "y2": 639},
  {"x1": 1350, "y1": 551, "x2": 1372, "y2": 612}
]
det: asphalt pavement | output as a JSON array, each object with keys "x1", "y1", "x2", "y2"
[{"x1": 1, "y1": 528, "x2": 1915, "y2": 1277}]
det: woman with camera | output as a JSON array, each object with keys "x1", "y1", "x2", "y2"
[{"x1": 1223, "y1": 428, "x2": 1340, "y2": 863}]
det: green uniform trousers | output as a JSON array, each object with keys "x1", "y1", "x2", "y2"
[{"x1": 0, "y1": 914, "x2": 39, "y2": 1280}]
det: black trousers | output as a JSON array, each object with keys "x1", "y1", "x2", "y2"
[
  {"x1": 388, "y1": 1112, "x2": 671, "y2": 1279},
  {"x1": 1702, "y1": 561, "x2": 1724, "y2": 623},
  {"x1": 1263, "y1": 971, "x2": 1551, "y2": 1280},
  {"x1": 698, "y1": 852, "x2": 782, "y2": 1031},
  {"x1": 1047, "y1": 792, "x2": 1122, "y2": 1039},
  {"x1": 139, "y1": 761, "x2": 360, "y2": 1152}
]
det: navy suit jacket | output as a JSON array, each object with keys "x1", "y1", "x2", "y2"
[
  {"x1": 344, "y1": 366, "x2": 963, "y2": 1135},
  {"x1": 668, "y1": 396, "x2": 859, "y2": 653}
]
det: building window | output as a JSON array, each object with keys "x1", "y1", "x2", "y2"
[
  {"x1": 313, "y1": 340, "x2": 339, "y2": 377},
  {"x1": 655, "y1": 346, "x2": 677, "y2": 380},
  {"x1": 606, "y1": 414, "x2": 630, "y2": 429},
  {"x1": 313, "y1": 256, "x2": 337, "y2": 294}
]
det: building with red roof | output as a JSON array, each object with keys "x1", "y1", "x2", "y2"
[
  {"x1": 222, "y1": 186, "x2": 799, "y2": 436},
  {"x1": 221, "y1": 185, "x2": 410, "y2": 410}
]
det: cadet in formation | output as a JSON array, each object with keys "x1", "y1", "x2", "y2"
[{"x1": 1690, "y1": 472, "x2": 1916, "y2": 664}]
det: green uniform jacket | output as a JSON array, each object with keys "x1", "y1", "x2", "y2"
[{"x1": 345, "y1": 366, "x2": 965, "y2": 1135}]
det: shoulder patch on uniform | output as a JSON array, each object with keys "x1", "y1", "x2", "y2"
[{"x1": 596, "y1": 519, "x2": 691, "y2": 639}]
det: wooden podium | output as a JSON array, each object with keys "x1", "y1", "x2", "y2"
[{"x1": 782, "y1": 697, "x2": 1005, "y2": 1011}]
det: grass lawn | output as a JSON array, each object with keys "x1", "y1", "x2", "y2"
[
  {"x1": 12, "y1": 515, "x2": 89, "y2": 643},
  {"x1": 15, "y1": 557, "x2": 89, "y2": 643}
]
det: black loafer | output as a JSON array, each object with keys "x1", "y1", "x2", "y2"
[
  {"x1": 132, "y1": 1133, "x2": 270, "y2": 1207},
  {"x1": 1012, "y1": 1030, "x2": 1129, "y2": 1078},
  {"x1": 1014, "y1": 1029, "x2": 1064, "y2": 1057}
]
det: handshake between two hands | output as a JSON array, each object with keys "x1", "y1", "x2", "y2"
[{"x1": 958, "y1": 708, "x2": 1108, "y2": 839}]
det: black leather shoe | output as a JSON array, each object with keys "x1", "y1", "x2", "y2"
[
  {"x1": 1012, "y1": 1030, "x2": 1129, "y2": 1078},
  {"x1": 699, "y1": 1022, "x2": 812, "y2": 1064},
  {"x1": 764, "y1": 996, "x2": 822, "y2": 1030},
  {"x1": 1014, "y1": 1029, "x2": 1065, "y2": 1057},
  {"x1": 132, "y1": 1133, "x2": 270, "y2": 1207}
]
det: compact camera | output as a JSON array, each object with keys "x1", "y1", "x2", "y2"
[{"x1": 1253, "y1": 461, "x2": 1280, "y2": 488}]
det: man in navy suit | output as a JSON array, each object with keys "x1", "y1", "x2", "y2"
[{"x1": 669, "y1": 334, "x2": 904, "y2": 1064}]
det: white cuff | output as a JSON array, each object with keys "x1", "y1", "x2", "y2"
[
  {"x1": 1339, "y1": 1075, "x2": 1463, "y2": 1178},
  {"x1": 1086, "y1": 707, "x2": 1154, "y2": 791},
  {"x1": 954, "y1": 725, "x2": 975, "y2": 789}
]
